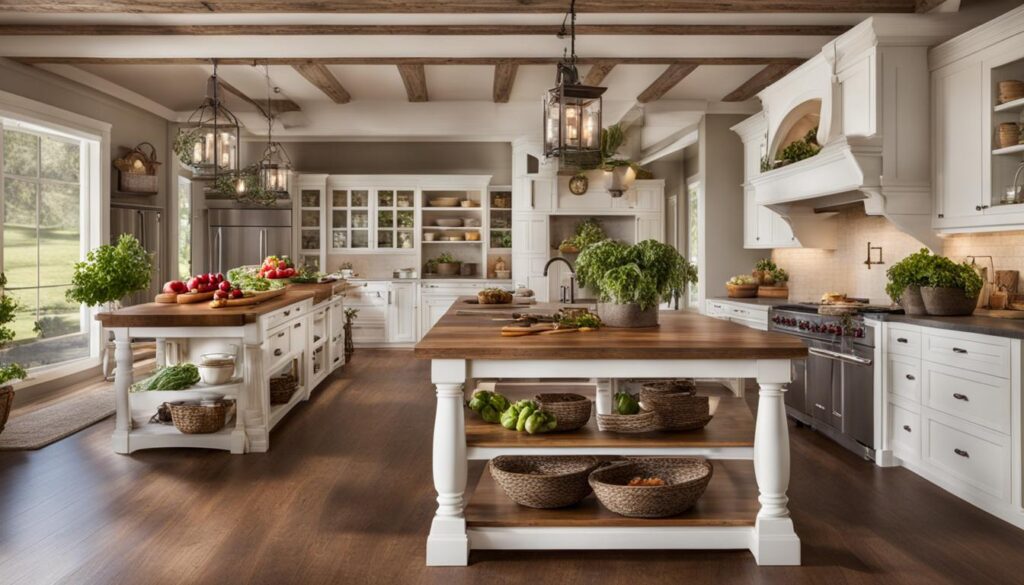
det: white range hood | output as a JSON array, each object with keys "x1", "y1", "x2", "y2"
[{"x1": 748, "y1": 16, "x2": 964, "y2": 252}]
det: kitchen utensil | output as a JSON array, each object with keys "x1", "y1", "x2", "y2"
[
  {"x1": 989, "y1": 288, "x2": 1009, "y2": 310},
  {"x1": 464, "y1": 218, "x2": 481, "y2": 227},
  {"x1": 201, "y1": 353, "x2": 236, "y2": 367},
  {"x1": 176, "y1": 290, "x2": 216, "y2": 304},
  {"x1": 465, "y1": 231, "x2": 481, "y2": 241},
  {"x1": 460, "y1": 200, "x2": 479, "y2": 208},
  {"x1": 155, "y1": 293, "x2": 178, "y2": 303},
  {"x1": 209, "y1": 287, "x2": 287, "y2": 308},
  {"x1": 998, "y1": 123, "x2": 1020, "y2": 148},
  {"x1": 996, "y1": 270, "x2": 1019, "y2": 294}
]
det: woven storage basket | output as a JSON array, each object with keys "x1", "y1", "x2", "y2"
[
  {"x1": 535, "y1": 393, "x2": 592, "y2": 432},
  {"x1": 489, "y1": 455, "x2": 601, "y2": 508},
  {"x1": 589, "y1": 457, "x2": 713, "y2": 518},
  {"x1": 169, "y1": 399, "x2": 233, "y2": 434},
  {"x1": 640, "y1": 379, "x2": 696, "y2": 399},
  {"x1": 113, "y1": 142, "x2": 161, "y2": 194},
  {"x1": 998, "y1": 80, "x2": 1024, "y2": 103},
  {"x1": 644, "y1": 393, "x2": 714, "y2": 431},
  {"x1": 596, "y1": 408, "x2": 659, "y2": 433},
  {"x1": 270, "y1": 374, "x2": 299, "y2": 405},
  {"x1": 726, "y1": 283, "x2": 758, "y2": 298}
]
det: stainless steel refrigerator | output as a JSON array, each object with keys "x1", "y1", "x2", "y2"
[
  {"x1": 110, "y1": 203, "x2": 162, "y2": 307},
  {"x1": 207, "y1": 208, "x2": 292, "y2": 274}
]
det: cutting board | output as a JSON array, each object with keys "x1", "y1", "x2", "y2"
[
  {"x1": 210, "y1": 287, "x2": 287, "y2": 308},
  {"x1": 974, "y1": 308, "x2": 1024, "y2": 319},
  {"x1": 176, "y1": 291, "x2": 215, "y2": 304}
]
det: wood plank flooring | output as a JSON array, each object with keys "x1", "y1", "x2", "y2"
[{"x1": 1, "y1": 349, "x2": 1023, "y2": 585}]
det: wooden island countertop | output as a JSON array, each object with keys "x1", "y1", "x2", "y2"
[
  {"x1": 414, "y1": 299, "x2": 808, "y2": 361},
  {"x1": 97, "y1": 288, "x2": 317, "y2": 328}
]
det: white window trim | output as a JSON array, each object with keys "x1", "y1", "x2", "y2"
[
  {"x1": 0, "y1": 88, "x2": 111, "y2": 391},
  {"x1": 685, "y1": 173, "x2": 703, "y2": 311}
]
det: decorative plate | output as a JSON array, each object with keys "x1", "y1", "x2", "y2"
[{"x1": 568, "y1": 174, "x2": 589, "y2": 196}]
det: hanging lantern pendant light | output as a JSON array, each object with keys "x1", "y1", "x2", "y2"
[
  {"x1": 543, "y1": 0, "x2": 605, "y2": 172},
  {"x1": 258, "y1": 69, "x2": 292, "y2": 197},
  {"x1": 178, "y1": 60, "x2": 241, "y2": 180}
]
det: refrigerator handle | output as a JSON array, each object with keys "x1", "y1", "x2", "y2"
[
  {"x1": 259, "y1": 229, "x2": 267, "y2": 260},
  {"x1": 218, "y1": 227, "x2": 224, "y2": 274}
]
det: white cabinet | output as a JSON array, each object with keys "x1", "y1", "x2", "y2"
[
  {"x1": 880, "y1": 321, "x2": 1023, "y2": 529},
  {"x1": 387, "y1": 281, "x2": 417, "y2": 344},
  {"x1": 343, "y1": 281, "x2": 388, "y2": 345},
  {"x1": 418, "y1": 281, "x2": 496, "y2": 338},
  {"x1": 515, "y1": 176, "x2": 555, "y2": 211},
  {"x1": 512, "y1": 214, "x2": 548, "y2": 255},
  {"x1": 704, "y1": 299, "x2": 769, "y2": 331},
  {"x1": 635, "y1": 214, "x2": 663, "y2": 242},
  {"x1": 732, "y1": 115, "x2": 800, "y2": 249}
]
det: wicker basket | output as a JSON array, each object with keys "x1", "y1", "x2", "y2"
[
  {"x1": 0, "y1": 385, "x2": 13, "y2": 435},
  {"x1": 998, "y1": 123, "x2": 1021, "y2": 149},
  {"x1": 998, "y1": 79, "x2": 1024, "y2": 104},
  {"x1": 169, "y1": 399, "x2": 234, "y2": 434},
  {"x1": 270, "y1": 374, "x2": 299, "y2": 405},
  {"x1": 113, "y1": 142, "x2": 161, "y2": 194},
  {"x1": 596, "y1": 408, "x2": 659, "y2": 433},
  {"x1": 589, "y1": 457, "x2": 714, "y2": 518},
  {"x1": 640, "y1": 379, "x2": 696, "y2": 399},
  {"x1": 535, "y1": 393, "x2": 592, "y2": 432},
  {"x1": 727, "y1": 283, "x2": 758, "y2": 298},
  {"x1": 489, "y1": 455, "x2": 601, "y2": 508},
  {"x1": 645, "y1": 394, "x2": 714, "y2": 431}
]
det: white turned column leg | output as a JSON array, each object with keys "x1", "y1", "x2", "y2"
[
  {"x1": 243, "y1": 342, "x2": 269, "y2": 453},
  {"x1": 427, "y1": 359, "x2": 468, "y2": 566},
  {"x1": 751, "y1": 370, "x2": 800, "y2": 565},
  {"x1": 595, "y1": 378, "x2": 613, "y2": 415},
  {"x1": 155, "y1": 338, "x2": 167, "y2": 368},
  {"x1": 111, "y1": 330, "x2": 133, "y2": 454}
]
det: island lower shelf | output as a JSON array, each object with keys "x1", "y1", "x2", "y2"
[{"x1": 465, "y1": 459, "x2": 758, "y2": 528}]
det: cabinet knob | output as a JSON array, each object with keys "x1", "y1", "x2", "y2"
[
  {"x1": 952, "y1": 347, "x2": 967, "y2": 354},
  {"x1": 896, "y1": 337, "x2": 908, "y2": 343},
  {"x1": 954, "y1": 448, "x2": 969, "y2": 458},
  {"x1": 902, "y1": 424, "x2": 912, "y2": 432},
  {"x1": 953, "y1": 392, "x2": 969, "y2": 402},
  {"x1": 905, "y1": 374, "x2": 915, "y2": 381}
]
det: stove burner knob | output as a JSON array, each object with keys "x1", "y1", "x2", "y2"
[{"x1": 854, "y1": 328, "x2": 865, "y2": 338}]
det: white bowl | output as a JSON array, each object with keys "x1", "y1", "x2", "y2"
[
  {"x1": 201, "y1": 353, "x2": 236, "y2": 367},
  {"x1": 198, "y1": 363, "x2": 234, "y2": 385},
  {"x1": 424, "y1": 233, "x2": 436, "y2": 241}
]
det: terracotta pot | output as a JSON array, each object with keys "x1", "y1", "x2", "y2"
[
  {"x1": 920, "y1": 286, "x2": 980, "y2": 316},
  {"x1": 0, "y1": 385, "x2": 13, "y2": 436},
  {"x1": 435, "y1": 262, "x2": 461, "y2": 276},
  {"x1": 597, "y1": 302, "x2": 659, "y2": 328},
  {"x1": 898, "y1": 285, "x2": 928, "y2": 316}
]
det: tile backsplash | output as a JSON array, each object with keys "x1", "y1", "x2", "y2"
[{"x1": 771, "y1": 208, "x2": 1024, "y2": 304}]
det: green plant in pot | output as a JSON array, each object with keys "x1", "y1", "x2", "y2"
[
  {"x1": 434, "y1": 252, "x2": 462, "y2": 277},
  {"x1": 575, "y1": 239, "x2": 697, "y2": 327},
  {"x1": 66, "y1": 234, "x2": 154, "y2": 378},
  {"x1": 753, "y1": 258, "x2": 778, "y2": 285},
  {"x1": 0, "y1": 273, "x2": 27, "y2": 436},
  {"x1": 920, "y1": 256, "x2": 983, "y2": 316},
  {"x1": 885, "y1": 248, "x2": 934, "y2": 315}
]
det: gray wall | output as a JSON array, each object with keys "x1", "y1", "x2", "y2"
[
  {"x1": 698, "y1": 114, "x2": 762, "y2": 301},
  {"x1": 242, "y1": 141, "x2": 512, "y2": 184}
]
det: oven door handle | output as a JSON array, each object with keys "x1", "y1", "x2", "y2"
[{"x1": 808, "y1": 347, "x2": 873, "y2": 366}]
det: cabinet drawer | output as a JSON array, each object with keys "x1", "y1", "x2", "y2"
[
  {"x1": 889, "y1": 403, "x2": 920, "y2": 460},
  {"x1": 887, "y1": 326, "x2": 921, "y2": 358},
  {"x1": 925, "y1": 414, "x2": 1009, "y2": 500},
  {"x1": 267, "y1": 325, "x2": 291, "y2": 360},
  {"x1": 706, "y1": 301, "x2": 726, "y2": 317},
  {"x1": 350, "y1": 322, "x2": 386, "y2": 343},
  {"x1": 923, "y1": 362, "x2": 1011, "y2": 434},
  {"x1": 344, "y1": 282, "x2": 388, "y2": 306},
  {"x1": 924, "y1": 331, "x2": 1010, "y2": 378},
  {"x1": 264, "y1": 302, "x2": 305, "y2": 331},
  {"x1": 887, "y1": 355, "x2": 921, "y2": 403}
]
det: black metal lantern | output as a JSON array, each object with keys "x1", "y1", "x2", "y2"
[
  {"x1": 178, "y1": 60, "x2": 240, "y2": 180},
  {"x1": 542, "y1": 0, "x2": 605, "y2": 171},
  {"x1": 257, "y1": 71, "x2": 292, "y2": 196}
]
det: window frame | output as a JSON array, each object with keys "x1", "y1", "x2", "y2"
[{"x1": 0, "y1": 88, "x2": 110, "y2": 390}]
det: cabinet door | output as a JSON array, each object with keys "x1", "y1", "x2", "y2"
[
  {"x1": 387, "y1": 283, "x2": 416, "y2": 343},
  {"x1": 934, "y1": 61, "x2": 984, "y2": 221},
  {"x1": 743, "y1": 190, "x2": 760, "y2": 248},
  {"x1": 635, "y1": 215, "x2": 663, "y2": 242},
  {"x1": 755, "y1": 205, "x2": 774, "y2": 247},
  {"x1": 770, "y1": 213, "x2": 797, "y2": 246},
  {"x1": 512, "y1": 215, "x2": 548, "y2": 255},
  {"x1": 514, "y1": 177, "x2": 554, "y2": 211},
  {"x1": 420, "y1": 294, "x2": 459, "y2": 336}
]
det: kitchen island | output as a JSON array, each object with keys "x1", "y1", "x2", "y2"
[
  {"x1": 97, "y1": 283, "x2": 346, "y2": 454},
  {"x1": 414, "y1": 301, "x2": 809, "y2": 566}
]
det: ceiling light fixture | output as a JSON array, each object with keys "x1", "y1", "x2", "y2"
[
  {"x1": 258, "y1": 68, "x2": 292, "y2": 197},
  {"x1": 543, "y1": 0, "x2": 605, "y2": 172},
  {"x1": 177, "y1": 59, "x2": 240, "y2": 183}
]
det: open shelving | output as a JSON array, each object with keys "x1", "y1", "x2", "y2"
[{"x1": 989, "y1": 58, "x2": 1024, "y2": 209}]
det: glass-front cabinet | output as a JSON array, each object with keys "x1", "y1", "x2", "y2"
[
  {"x1": 298, "y1": 178, "x2": 325, "y2": 271},
  {"x1": 330, "y1": 187, "x2": 371, "y2": 250},
  {"x1": 328, "y1": 180, "x2": 418, "y2": 252},
  {"x1": 376, "y1": 189, "x2": 416, "y2": 250}
]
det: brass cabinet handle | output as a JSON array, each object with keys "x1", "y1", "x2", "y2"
[{"x1": 273, "y1": 349, "x2": 283, "y2": 357}]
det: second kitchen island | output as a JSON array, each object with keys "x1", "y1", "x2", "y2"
[{"x1": 414, "y1": 301, "x2": 809, "y2": 566}]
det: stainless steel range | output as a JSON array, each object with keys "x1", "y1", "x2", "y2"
[{"x1": 769, "y1": 303, "x2": 900, "y2": 460}]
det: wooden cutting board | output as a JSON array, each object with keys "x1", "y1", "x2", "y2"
[
  {"x1": 974, "y1": 308, "x2": 1024, "y2": 319},
  {"x1": 176, "y1": 291, "x2": 215, "y2": 304},
  {"x1": 210, "y1": 287, "x2": 287, "y2": 308}
]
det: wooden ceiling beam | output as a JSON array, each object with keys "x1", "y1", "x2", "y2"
[
  {"x1": 492, "y1": 61, "x2": 518, "y2": 103},
  {"x1": 636, "y1": 64, "x2": 698, "y2": 104},
  {"x1": 216, "y1": 78, "x2": 301, "y2": 115},
  {"x1": 13, "y1": 57, "x2": 807, "y2": 67},
  {"x1": 0, "y1": 1, "x2": 918, "y2": 14},
  {"x1": 396, "y1": 64, "x2": 428, "y2": 102},
  {"x1": 914, "y1": 0, "x2": 947, "y2": 12},
  {"x1": 582, "y1": 61, "x2": 616, "y2": 86},
  {"x1": 0, "y1": 24, "x2": 852, "y2": 36},
  {"x1": 292, "y1": 61, "x2": 350, "y2": 104},
  {"x1": 721, "y1": 63, "x2": 799, "y2": 102}
]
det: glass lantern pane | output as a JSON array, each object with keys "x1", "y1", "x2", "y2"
[{"x1": 351, "y1": 190, "x2": 369, "y2": 207}]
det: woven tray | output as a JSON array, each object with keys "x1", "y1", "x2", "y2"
[
  {"x1": 270, "y1": 374, "x2": 299, "y2": 405},
  {"x1": 589, "y1": 457, "x2": 714, "y2": 518},
  {"x1": 535, "y1": 393, "x2": 592, "y2": 432},
  {"x1": 169, "y1": 400, "x2": 234, "y2": 434},
  {"x1": 596, "y1": 408, "x2": 659, "y2": 433},
  {"x1": 489, "y1": 455, "x2": 601, "y2": 509}
]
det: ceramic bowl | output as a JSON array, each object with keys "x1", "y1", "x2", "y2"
[
  {"x1": 200, "y1": 353, "x2": 236, "y2": 367},
  {"x1": 198, "y1": 363, "x2": 234, "y2": 385},
  {"x1": 435, "y1": 218, "x2": 463, "y2": 227},
  {"x1": 430, "y1": 197, "x2": 460, "y2": 207}
]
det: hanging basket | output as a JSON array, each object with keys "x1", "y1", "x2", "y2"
[{"x1": 113, "y1": 142, "x2": 161, "y2": 194}]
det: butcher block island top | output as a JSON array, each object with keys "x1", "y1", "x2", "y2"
[
  {"x1": 414, "y1": 299, "x2": 808, "y2": 360},
  {"x1": 97, "y1": 282, "x2": 343, "y2": 328}
]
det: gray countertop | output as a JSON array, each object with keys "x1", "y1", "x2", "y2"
[
  {"x1": 707, "y1": 296, "x2": 794, "y2": 308},
  {"x1": 864, "y1": 313, "x2": 1024, "y2": 340}
]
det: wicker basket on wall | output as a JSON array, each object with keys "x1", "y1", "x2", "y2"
[{"x1": 113, "y1": 142, "x2": 161, "y2": 194}]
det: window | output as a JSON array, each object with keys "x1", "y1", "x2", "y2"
[
  {"x1": 177, "y1": 176, "x2": 191, "y2": 279},
  {"x1": 686, "y1": 178, "x2": 701, "y2": 309},
  {"x1": 0, "y1": 119, "x2": 90, "y2": 370}
]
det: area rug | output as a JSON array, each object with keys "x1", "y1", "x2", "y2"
[{"x1": 0, "y1": 386, "x2": 115, "y2": 450}]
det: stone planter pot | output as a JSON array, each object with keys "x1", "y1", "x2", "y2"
[
  {"x1": 0, "y1": 385, "x2": 13, "y2": 436},
  {"x1": 898, "y1": 285, "x2": 928, "y2": 316},
  {"x1": 920, "y1": 286, "x2": 980, "y2": 316},
  {"x1": 597, "y1": 302, "x2": 659, "y2": 328},
  {"x1": 435, "y1": 262, "x2": 461, "y2": 276}
]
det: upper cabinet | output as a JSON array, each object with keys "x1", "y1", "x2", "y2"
[
  {"x1": 931, "y1": 5, "x2": 1024, "y2": 232},
  {"x1": 732, "y1": 113, "x2": 800, "y2": 249}
]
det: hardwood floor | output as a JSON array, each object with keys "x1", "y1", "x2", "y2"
[{"x1": 1, "y1": 349, "x2": 1023, "y2": 585}]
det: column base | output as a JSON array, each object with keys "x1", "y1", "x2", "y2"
[
  {"x1": 426, "y1": 516, "x2": 469, "y2": 566},
  {"x1": 750, "y1": 516, "x2": 800, "y2": 566},
  {"x1": 111, "y1": 430, "x2": 129, "y2": 454}
]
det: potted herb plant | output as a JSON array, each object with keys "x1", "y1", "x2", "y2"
[
  {"x1": 0, "y1": 273, "x2": 27, "y2": 437},
  {"x1": 885, "y1": 248, "x2": 934, "y2": 315},
  {"x1": 920, "y1": 256, "x2": 983, "y2": 316},
  {"x1": 434, "y1": 253, "x2": 462, "y2": 277},
  {"x1": 66, "y1": 234, "x2": 154, "y2": 378},
  {"x1": 575, "y1": 239, "x2": 697, "y2": 327},
  {"x1": 753, "y1": 258, "x2": 778, "y2": 285}
]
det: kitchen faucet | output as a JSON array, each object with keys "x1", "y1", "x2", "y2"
[{"x1": 543, "y1": 256, "x2": 576, "y2": 304}]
